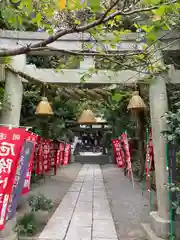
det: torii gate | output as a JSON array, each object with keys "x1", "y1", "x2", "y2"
[{"x1": 0, "y1": 29, "x2": 179, "y2": 240}]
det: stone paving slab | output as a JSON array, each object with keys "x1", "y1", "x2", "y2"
[
  {"x1": 93, "y1": 239, "x2": 118, "y2": 240},
  {"x1": 93, "y1": 209, "x2": 113, "y2": 220},
  {"x1": 93, "y1": 219, "x2": 117, "y2": 239},
  {"x1": 65, "y1": 226, "x2": 91, "y2": 240},
  {"x1": 38, "y1": 164, "x2": 118, "y2": 240}
]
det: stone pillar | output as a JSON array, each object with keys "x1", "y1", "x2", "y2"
[
  {"x1": 80, "y1": 33, "x2": 95, "y2": 70},
  {"x1": 0, "y1": 55, "x2": 26, "y2": 126},
  {"x1": 149, "y1": 75, "x2": 170, "y2": 238},
  {"x1": 0, "y1": 55, "x2": 26, "y2": 240}
]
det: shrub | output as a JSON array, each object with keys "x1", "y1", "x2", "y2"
[
  {"x1": 15, "y1": 212, "x2": 38, "y2": 236},
  {"x1": 28, "y1": 194, "x2": 53, "y2": 212}
]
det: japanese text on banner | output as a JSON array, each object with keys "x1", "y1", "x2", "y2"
[{"x1": 0, "y1": 127, "x2": 27, "y2": 229}]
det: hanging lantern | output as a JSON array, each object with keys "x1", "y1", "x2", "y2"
[
  {"x1": 127, "y1": 91, "x2": 146, "y2": 113},
  {"x1": 35, "y1": 97, "x2": 53, "y2": 115},
  {"x1": 78, "y1": 109, "x2": 97, "y2": 124}
]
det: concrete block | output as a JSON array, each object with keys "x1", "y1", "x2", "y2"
[
  {"x1": 76, "y1": 201, "x2": 92, "y2": 211},
  {"x1": 78, "y1": 192, "x2": 92, "y2": 202},
  {"x1": 150, "y1": 211, "x2": 170, "y2": 239},
  {"x1": 74, "y1": 177, "x2": 84, "y2": 183},
  {"x1": 65, "y1": 226, "x2": 91, "y2": 240},
  {"x1": 93, "y1": 219, "x2": 117, "y2": 239},
  {"x1": 141, "y1": 223, "x2": 165, "y2": 240},
  {"x1": 60, "y1": 192, "x2": 79, "y2": 206},
  {"x1": 93, "y1": 209, "x2": 113, "y2": 220},
  {"x1": 68, "y1": 183, "x2": 82, "y2": 192},
  {"x1": 70, "y1": 214, "x2": 92, "y2": 227},
  {"x1": 93, "y1": 192, "x2": 107, "y2": 198},
  {"x1": 39, "y1": 219, "x2": 70, "y2": 240},
  {"x1": 53, "y1": 206, "x2": 74, "y2": 220},
  {"x1": 81, "y1": 187, "x2": 93, "y2": 192},
  {"x1": 93, "y1": 200, "x2": 110, "y2": 210},
  {"x1": 94, "y1": 186, "x2": 105, "y2": 191},
  {"x1": 72, "y1": 211, "x2": 92, "y2": 223},
  {"x1": 93, "y1": 239, "x2": 117, "y2": 240}
]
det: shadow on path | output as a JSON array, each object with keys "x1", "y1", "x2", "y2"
[{"x1": 101, "y1": 164, "x2": 150, "y2": 240}]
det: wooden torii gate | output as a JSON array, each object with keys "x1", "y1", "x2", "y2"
[{"x1": 0, "y1": 29, "x2": 180, "y2": 240}]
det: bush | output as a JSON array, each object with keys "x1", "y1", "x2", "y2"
[
  {"x1": 176, "y1": 151, "x2": 180, "y2": 183},
  {"x1": 28, "y1": 194, "x2": 53, "y2": 212},
  {"x1": 15, "y1": 212, "x2": 38, "y2": 236}
]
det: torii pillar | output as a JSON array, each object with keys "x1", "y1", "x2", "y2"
[
  {"x1": 0, "y1": 55, "x2": 26, "y2": 126},
  {"x1": 143, "y1": 75, "x2": 170, "y2": 239}
]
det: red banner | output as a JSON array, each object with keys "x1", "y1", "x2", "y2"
[
  {"x1": 57, "y1": 143, "x2": 64, "y2": 166},
  {"x1": 36, "y1": 139, "x2": 51, "y2": 174},
  {"x1": 36, "y1": 137, "x2": 43, "y2": 175},
  {"x1": 0, "y1": 126, "x2": 28, "y2": 229},
  {"x1": 63, "y1": 143, "x2": 70, "y2": 165},
  {"x1": 50, "y1": 141, "x2": 59, "y2": 175},
  {"x1": 112, "y1": 139, "x2": 124, "y2": 168},
  {"x1": 145, "y1": 128, "x2": 154, "y2": 190},
  {"x1": 21, "y1": 132, "x2": 38, "y2": 195},
  {"x1": 121, "y1": 133, "x2": 133, "y2": 179},
  {"x1": 42, "y1": 139, "x2": 51, "y2": 172}
]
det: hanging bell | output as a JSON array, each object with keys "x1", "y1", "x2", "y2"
[
  {"x1": 127, "y1": 91, "x2": 146, "y2": 112},
  {"x1": 77, "y1": 109, "x2": 97, "y2": 124},
  {"x1": 35, "y1": 97, "x2": 53, "y2": 115}
]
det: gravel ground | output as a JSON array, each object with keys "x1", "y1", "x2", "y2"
[
  {"x1": 17, "y1": 163, "x2": 82, "y2": 219},
  {"x1": 101, "y1": 164, "x2": 150, "y2": 240},
  {"x1": 29, "y1": 163, "x2": 82, "y2": 202}
]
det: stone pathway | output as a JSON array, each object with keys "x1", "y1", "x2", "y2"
[{"x1": 38, "y1": 164, "x2": 118, "y2": 240}]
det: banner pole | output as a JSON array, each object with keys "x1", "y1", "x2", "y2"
[{"x1": 166, "y1": 143, "x2": 174, "y2": 239}]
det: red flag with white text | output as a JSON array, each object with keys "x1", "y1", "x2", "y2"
[
  {"x1": 112, "y1": 139, "x2": 124, "y2": 168},
  {"x1": 121, "y1": 133, "x2": 133, "y2": 179},
  {"x1": 58, "y1": 142, "x2": 64, "y2": 166},
  {"x1": 63, "y1": 143, "x2": 70, "y2": 165},
  {"x1": 0, "y1": 126, "x2": 28, "y2": 229}
]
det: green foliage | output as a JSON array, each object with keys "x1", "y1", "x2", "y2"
[
  {"x1": 0, "y1": 85, "x2": 11, "y2": 114},
  {"x1": 163, "y1": 87, "x2": 180, "y2": 145},
  {"x1": 0, "y1": 0, "x2": 178, "y2": 81},
  {"x1": 163, "y1": 111, "x2": 180, "y2": 143},
  {"x1": 27, "y1": 55, "x2": 82, "y2": 69},
  {"x1": 176, "y1": 151, "x2": 180, "y2": 169},
  {"x1": 101, "y1": 89, "x2": 136, "y2": 138},
  {"x1": 165, "y1": 183, "x2": 180, "y2": 215},
  {"x1": 76, "y1": 98, "x2": 104, "y2": 117},
  {"x1": 20, "y1": 83, "x2": 78, "y2": 140},
  {"x1": 28, "y1": 194, "x2": 53, "y2": 212},
  {"x1": 176, "y1": 151, "x2": 180, "y2": 183},
  {"x1": 164, "y1": 86, "x2": 180, "y2": 217},
  {"x1": 15, "y1": 212, "x2": 38, "y2": 236}
]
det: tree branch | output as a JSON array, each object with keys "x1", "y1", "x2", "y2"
[
  {"x1": 28, "y1": 47, "x2": 143, "y2": 57},
  {"x1": 0, "y1": 0, "x2": 177, "y2": 57}
]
